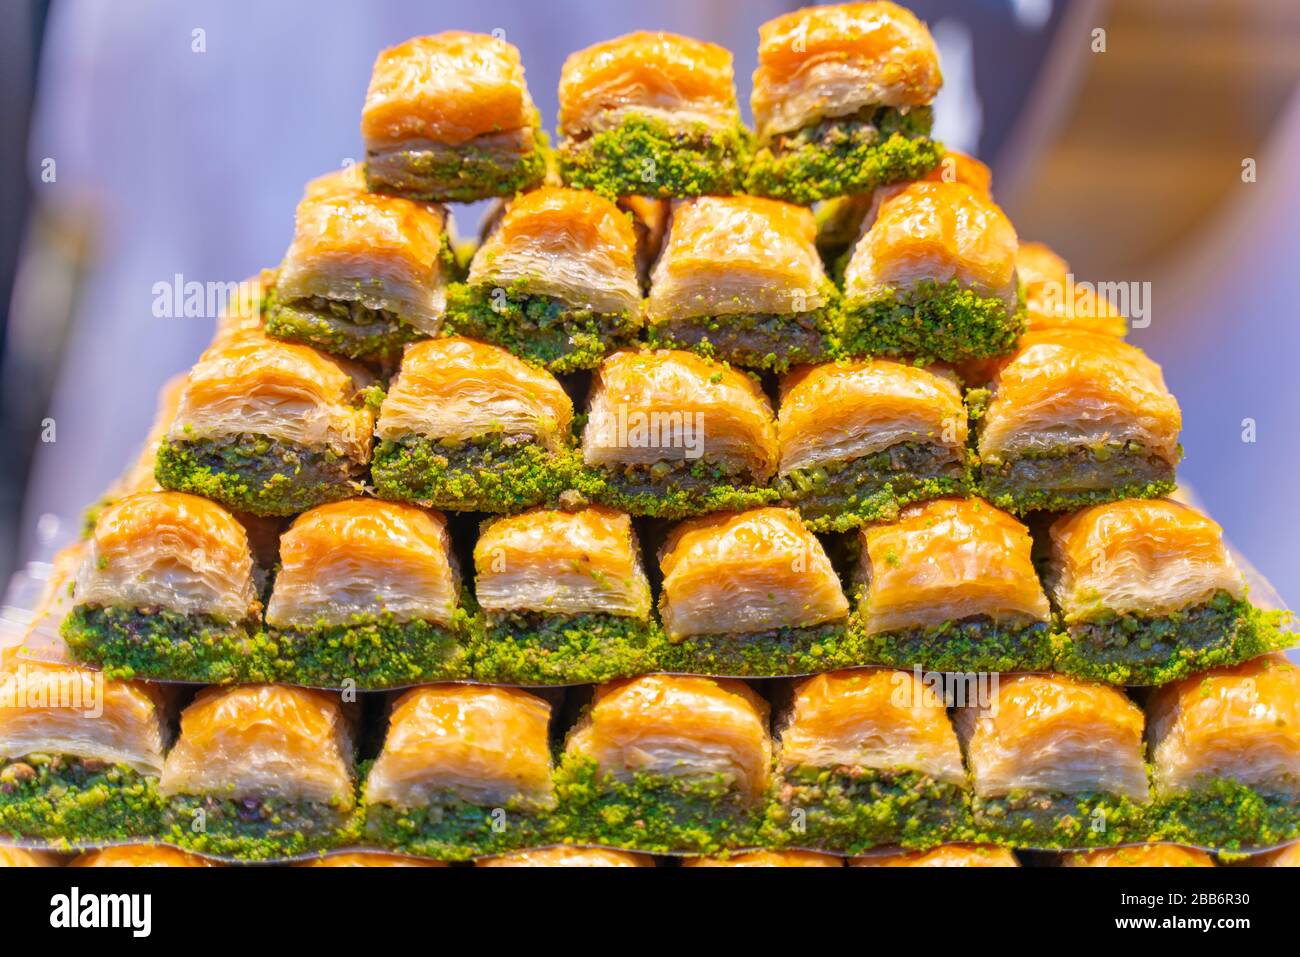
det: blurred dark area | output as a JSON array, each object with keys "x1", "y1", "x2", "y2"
[{"x1": 0, "y1": 0, "x2": 1297, "y2": 604}]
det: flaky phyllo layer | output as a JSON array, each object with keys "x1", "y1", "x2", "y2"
[
  {"x1": 468, "y1": 186, "x2": 641, "y2": 317},
  {"x1": 378, "y1": 337, "x2": 573, "y2": 451},
  {"x1": 1148, "y1": 654, "x2": 1300, "y2": 799},
  {"x1": 274, "y1": 165, "x2": 449, "y2": 334},
  {"x1": 558, "y1": 31, "x2": 742, "y2": 139},
  {"x1": 843, "y1": 181, "x2": 1019, "y2": 316},
  {"x1": 168, "y1": 327, "x2": 375, "y2": 463},
  {"x1": 474, "y1": 506, "x2": 651, "y2": 620},
  {"x1": 583, "y1": 349, "x2": 778, "y2": 477},
  {"x1": 856, "y1": 497, "x2": 1050, "y2": 634},
  {"x1": 74, "y1": 491, "x2": 259, "y2": 622},
  {"x1": 777, "y1": 669, "x2": 966, "y2": 785},
  {"x1": 978, "y1": 329, "x2": 1182, "y2": 464},
  {"x1": 777, "y1": 359, "x2": 966, "y2": 476},
  {"x1": 954, "y1": 673, "x2": 1150, "y2": 802},
  {"x1": 1046, "y1": 498, "x2": 1245, "y2": 621},
  {"x1": 160, "y1": 685, "x2": 355, "y2": 808},
  {"x1": 659, "y1": 507, "x2": 849, "y2": 640},
  {"x1": 563, "y1": 674, "x2": 772, "y2": 801},
  {"x1": 365, "y1": 684, "x2": 555, "y2": 811},
  {"x1": 647, "y1": 196, "x2": 829, "y2": 323},
  {"x1": 265, "y1": 499, "x2": 460, "y2": 629},
  {"x1": 751, "y1": 1, "x2": 942, "y2": 143}
]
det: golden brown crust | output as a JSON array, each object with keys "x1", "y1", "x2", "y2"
[
  {"x1": 851, "y1": 844, "x2": 1018, "y2": 867},
  {"x1": 684, "y1": 850, "x2": 842, "y2": 867},
  {"x1": 478, "y1": 846, "x2": 654, "y2": 867},
  {"x1": 1061, "y1": 844, "x2": 1215, "y2": 867},
  {"x1": 298, "y1": 852, "x2": 447, "y2": 867},
  {"x1": 70, "y1": 845, "x2": 219, "y2": 867}
]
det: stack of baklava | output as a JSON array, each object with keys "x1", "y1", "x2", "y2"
[{"x1": 2, "y1": 1, "x2": 1297, "y2": 868}]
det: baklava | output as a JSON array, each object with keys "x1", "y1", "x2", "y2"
[
  {"x1": 555, "y1": 675, "x2": 771, "y2": 854},
  {"x1": 70, "y1": 846, "x2": 219, "y2": 867},
  {"x1": 371, "y1": 337, "x2": 577, "y2": 512},
  {"x1": 471, "y1": 506, "x2": 661, "y2": 684},
  {"x1": 0, "y1": 652, "x2": 171, "y2": 846},
  {"x1": 775, "y1": 359, "x2": 971, "y2": 531},
  {"x1": 159, "y1": 685, "x2": 358, "y2": 860},
  {"x1": 0, "y1": 847, "x2": 62, "y2": 866},
  {"x1": 363, "y1": 685, "x2": 556, "y2": 860},
  {"x1": 657, "y1": 507, "x2": 852, "y2": 676},
  {"x1": 850, "y1": 844, "x2": 1018, "y2": 867},
  {"x1": 975, "y1": 330, "x2": 1182, "y2": 512},
  {"x1": 1148, "y1": 654, "x2": 1300, "y2": 850},
  {"x1": 155, "y1": 327, "x2": 376, "y2": 516},
  {"x1": 1018, "y1": 241, "x2": 1127, "y2": 339},
  {"x1": 263, "y1": 499, "x2": 474, "y2": 688},
  {"x1": 841, "y1": 181, "x2": 1023, "y2": 361},
  {"x1": 264, "y1": 165, "x2": 451, "y2": 361},
  {"x1": 444, "y1": 186, "x2": 642, "y2": 373},
  {"x1": 557, "y1": 32, "x2": 749, "y2": 198},
  {"x1": 684, "y1": 850, "x2": 842, "y2": 867},
  {"x1": 955, "y1": 674, "x2": 1150, "y2": 847},
  {"x1": 643, "y1": 196, "x2": 837, "y2": 371},
  {"x1": 62, "y1": 492, "x2": 265, "y2": 683},
  {"x1": 298, "y1": 851, "x2": 446, "y2": 867},
  {"x1": 580, "y1": 349, "x2": 779, "y2": 517},
  {"x1": 1059, "y1": 844, "x2": 1214, "y2": 867},
  {"x1": 852, "y1": 498, "x2": 1054, "y2": 673},
  {"x1": 1045, "y1": 498, "x2": 1291, "y2": 685},
  {"x1": 361, "y1": 32, "x2": 547, "y2": 202},
  {"x1": 478, "y1": 847, "x2": 653, "y2": 867},
  {"x1": 747, "y1": 2, "x2": 943, "y2": 203},
  {"x1": 766, "y1": 669, "x2": 970, "y2": 854}
]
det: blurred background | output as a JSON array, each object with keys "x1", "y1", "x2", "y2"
[{"x1": 0, "y1": 0, "x2": 1297, "y2": 603}]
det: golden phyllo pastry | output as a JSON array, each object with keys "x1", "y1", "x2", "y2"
[
  {"x1": 361, "y1": 32, "x2": 546, "y2": 202},
  {"x1": 684, "y1": 850, "x2": 842, "y2": 867},
  {"x1": 851, "y1": 845, "x2": 1018, "y2": 867},
  {"x1": 657, "y1": 508, "x2": 849, "y2": 675},
  {"x1": 1018, "y1": 242, "x2": 1127, "y2": 338},
  {"x1": 619, "y1": 196, "x2": 670, "y2": 289},
  {"x1": 0, "y1": 847, "x2": 62, "y2": 867},
  {"x1": 956, "y1": 674, "x2": 1149, "y2": 846},
  {"x1": 747, "y1": 2, "x2": 943, "y2": 203},
  {"x1": 775, "y1": 359, "x2": 969, "y2": 531},
  {"x1": 12, "y1": 541, "x2": 85, "y2": 661},
  {"x1": 769, "y1": 668, "x2": 968, "y2": 852},
  {"x1": 1060, "y1": 845, "x2": 1215, "y2": 867},
  {"x1": 923, "y1": 149, "x2": 993, "y2": 194},
  {"x1": 157, "y1": 326, "x2": 375, "y2": 516},
  {"x1": 372, "y1": 337, "x2": 575, "y2": 513},
  {"x1": 265, "y1": 164, "x2": 449, "y2": 361},
  {"x1": 364, "y1": 684, "x2": 555, "y2": 861},
  {"x1": 70, "y1": 846, "x2": 219, "y2": 867},
  {"x1": 853, "y1": 497, "x2": 1052, "y2": 672},
  {"x1": 557, "y1": 31, "x2": 747, "y2": 198},
  {"x1": 1252, "y1": 843, "x2": 1300, "y2": 866},
  {"x1": 478, "y1": 847, "x2": 653, "y2": 867},
  {"x1": 582, "y1": 349, "x2": 779, "y2": 518},
  {"x1": 263, "y1": 499, "x2": 467, "y2": 687},
  {"x1": 841, "y1": 181, "x2": 1022, "y2": 362},
  {"x1": 448, "y1": 186, "x2": 643, "y2": 373},
  {"x1": 299, "y1": 852, "x2": 446, "y2": 867},
  {"x1": 977, "y1": 329, "x2": 1181, "y2": 513},
  {"x1": 644, "y1": 196, "x2": 835, "y2": 371}
]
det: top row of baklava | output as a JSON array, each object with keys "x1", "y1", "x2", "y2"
[{"x1": 362, "y1": 2, "x2": 942, "y2": 204}]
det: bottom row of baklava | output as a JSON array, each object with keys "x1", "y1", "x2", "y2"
[
  {"x1": 3, "y1": 843, "x2": 1298, "y2": 868},
  {"x1": 2, "y1": 654, "x2": 1297, "y2": 861}
]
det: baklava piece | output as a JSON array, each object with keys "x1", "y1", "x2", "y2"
[
  {"x1": 1019, "y1": 241, "x2": 1127, "y2": 339},
  {"x1": 371, "y1": 337, "x2": 577, "y2": 513},
  {"x1": 557, "y1": 32, "x2": 749, "y2": 198},
  {"x1": 298, "y1": 852, "x2": 446, "y2": 867},
  {"x1": 478, "y1": 847, "x2": 653, "y2": 867},
  {"x1": 765, "y1": 669, "x2": 971, "y2": 854},
  {"x1": 159, "y1": 685, "x2": 359, "y2": 860},
  {"x1": 70, "y1": 846, "x2": 219, "y2": 867},
  {"x1": 851, "y1": 844, "x2": 1018, "y2": 867},
  {"x1": 657, "y1": 508, "x2": 853, "y2": 676},
  {"x1": 471, "y1": 506, "x2": 661, "y2": 684},
  {"x1": 264, "y1": 165, "x2": 451, "y2": 362},
  {"x1": 361, "y1": 32, "x2": 547, "y2": 202},
  {"x1": 1148, "y1": 654, "x2": 1300, "y2": 851},
  {"x1": 363, "y1": 685, "x2": 556, "y2": 860},
  {"x1": 775, "y1": 360, "x2": 971, "y2": 531},
  {"x1": 444, "y1": 186, "x2": 642, "y2": 373},
  {"x1": 643, "y1": 197, "x2": 837, "y2": 371},
  {"x1": 974, "y1": 330, "x2": 1181, "y2": 513},
  {"x1": 840, "y1": 181, "x2": 1023, "y2": 362},
  {"x1": 154, "y1": 327, "x2": 375, "y2": 516},
  {"x1": 684, "y1": 851, "x2": 842, "y2": 867},
  {"x1": 554, "y1": 675, "x2": 771, "y2": 854},
  {"x1": 955, "y1": 674, "x2": 1151, "y2": 847},
  {"x1": 62, "y1": 492, "x2": 266, "y2": 683},
  {"x1": 746, "y1": 2, "x2": 943, "y2": 203},
  {"x1": 580, "y1": 349, "x2": 779, "y2": 518},
  {"x1": 263, "y1": 499, "x2": 474, "y2": 687},
  {"x1": 1045, "y1": 499, "x2": 1292, "y2": 685},
  {"x1": 852, "y1": 498, "x2": 1054, "y2": 673},
  {"x1": 0, "y1": 847, "x2": 62, "y2": 866},
  {"x1": 1059, "y1": 844, "x2": 1214, "y2": 867}
]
